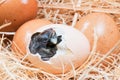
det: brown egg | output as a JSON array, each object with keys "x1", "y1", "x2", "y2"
[
  {"x1": 75, "y1": 13, "x2": 120, "y2": 54},
  {"x1": 0, "y1": 0, "x2": 38, "y2": 32},
  {"x1": 12, "y1": 19, "x2": 90, "y2": 74}
]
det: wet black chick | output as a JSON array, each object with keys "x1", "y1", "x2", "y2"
[{"x1": 29, "y1": 28, "x2": 62, "y2": 61}]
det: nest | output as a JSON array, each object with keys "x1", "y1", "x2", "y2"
[{"x1": 0, "y1": 0, "x2": 120, "y2": 80}]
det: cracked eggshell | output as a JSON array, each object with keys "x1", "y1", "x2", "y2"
[
  {"x1": 12, "y1": 21, "x2": 90, "y2": 74},
  {"x1": 0, "y1": 0, "x2": 38, "y2": 32},
  {"x1": 12, "y1": 19, "x2": 52, "y2": 54},
  {"x1": 75, "y1": 13, "x2": 120, "y2": 54}
]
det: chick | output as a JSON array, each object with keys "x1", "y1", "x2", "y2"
[{"x1": 29, "y1": 28, "x2": 62, "y2": 61}]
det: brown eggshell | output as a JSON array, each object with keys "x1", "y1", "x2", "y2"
[
  {"x1": 75, "y1": 13, "x2": 120, "y2": 54},
  {"x1": 12, "y1": 19, "x2": 52, "y2": 54},
  {"x1": 12, "y1": 21, "x2": 90, "y2": 74},
  {"x1": 0, "y1": 0, "x2": 38, "y2": 32}
]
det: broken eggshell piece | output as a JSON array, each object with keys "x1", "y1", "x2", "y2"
[
  {"x1": 25, "y1": 24, "x2": 90, "y2": 74},
  {"x1": 12, "y1": 19, "x2": 52, "y2": 54}
]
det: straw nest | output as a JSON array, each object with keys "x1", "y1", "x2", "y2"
[{"x1": 0, "y1": 0, "x2": 120, "y2": 80}]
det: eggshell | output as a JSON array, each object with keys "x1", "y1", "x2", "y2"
[
  {"x1": 12, "y1": 20, "x2": 90, "y2": 74},
  {"x1": 0, "y1": 0, "x2": 38, "y2": 32},
  {"x1": 12, "y1": 19, "x2": 52, "y2": 54},
  {"x1": 75, "y1": 13, "x2": 120, "y2": 54}
]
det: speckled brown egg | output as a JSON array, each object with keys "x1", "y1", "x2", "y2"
[
  {"x1": 0, "y1": 0, "x2": 38, "y2": 32},
  {"x1": 75, "y1": 13, "x2": 120, "y2": 54}
]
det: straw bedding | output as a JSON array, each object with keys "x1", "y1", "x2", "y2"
[{"x1": 0, "y1": 0, "x2": 120, "y2": 80}]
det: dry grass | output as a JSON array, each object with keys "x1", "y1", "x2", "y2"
[{"x1": 0, "y1": 0, "x2": 120, "y2": 80}]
